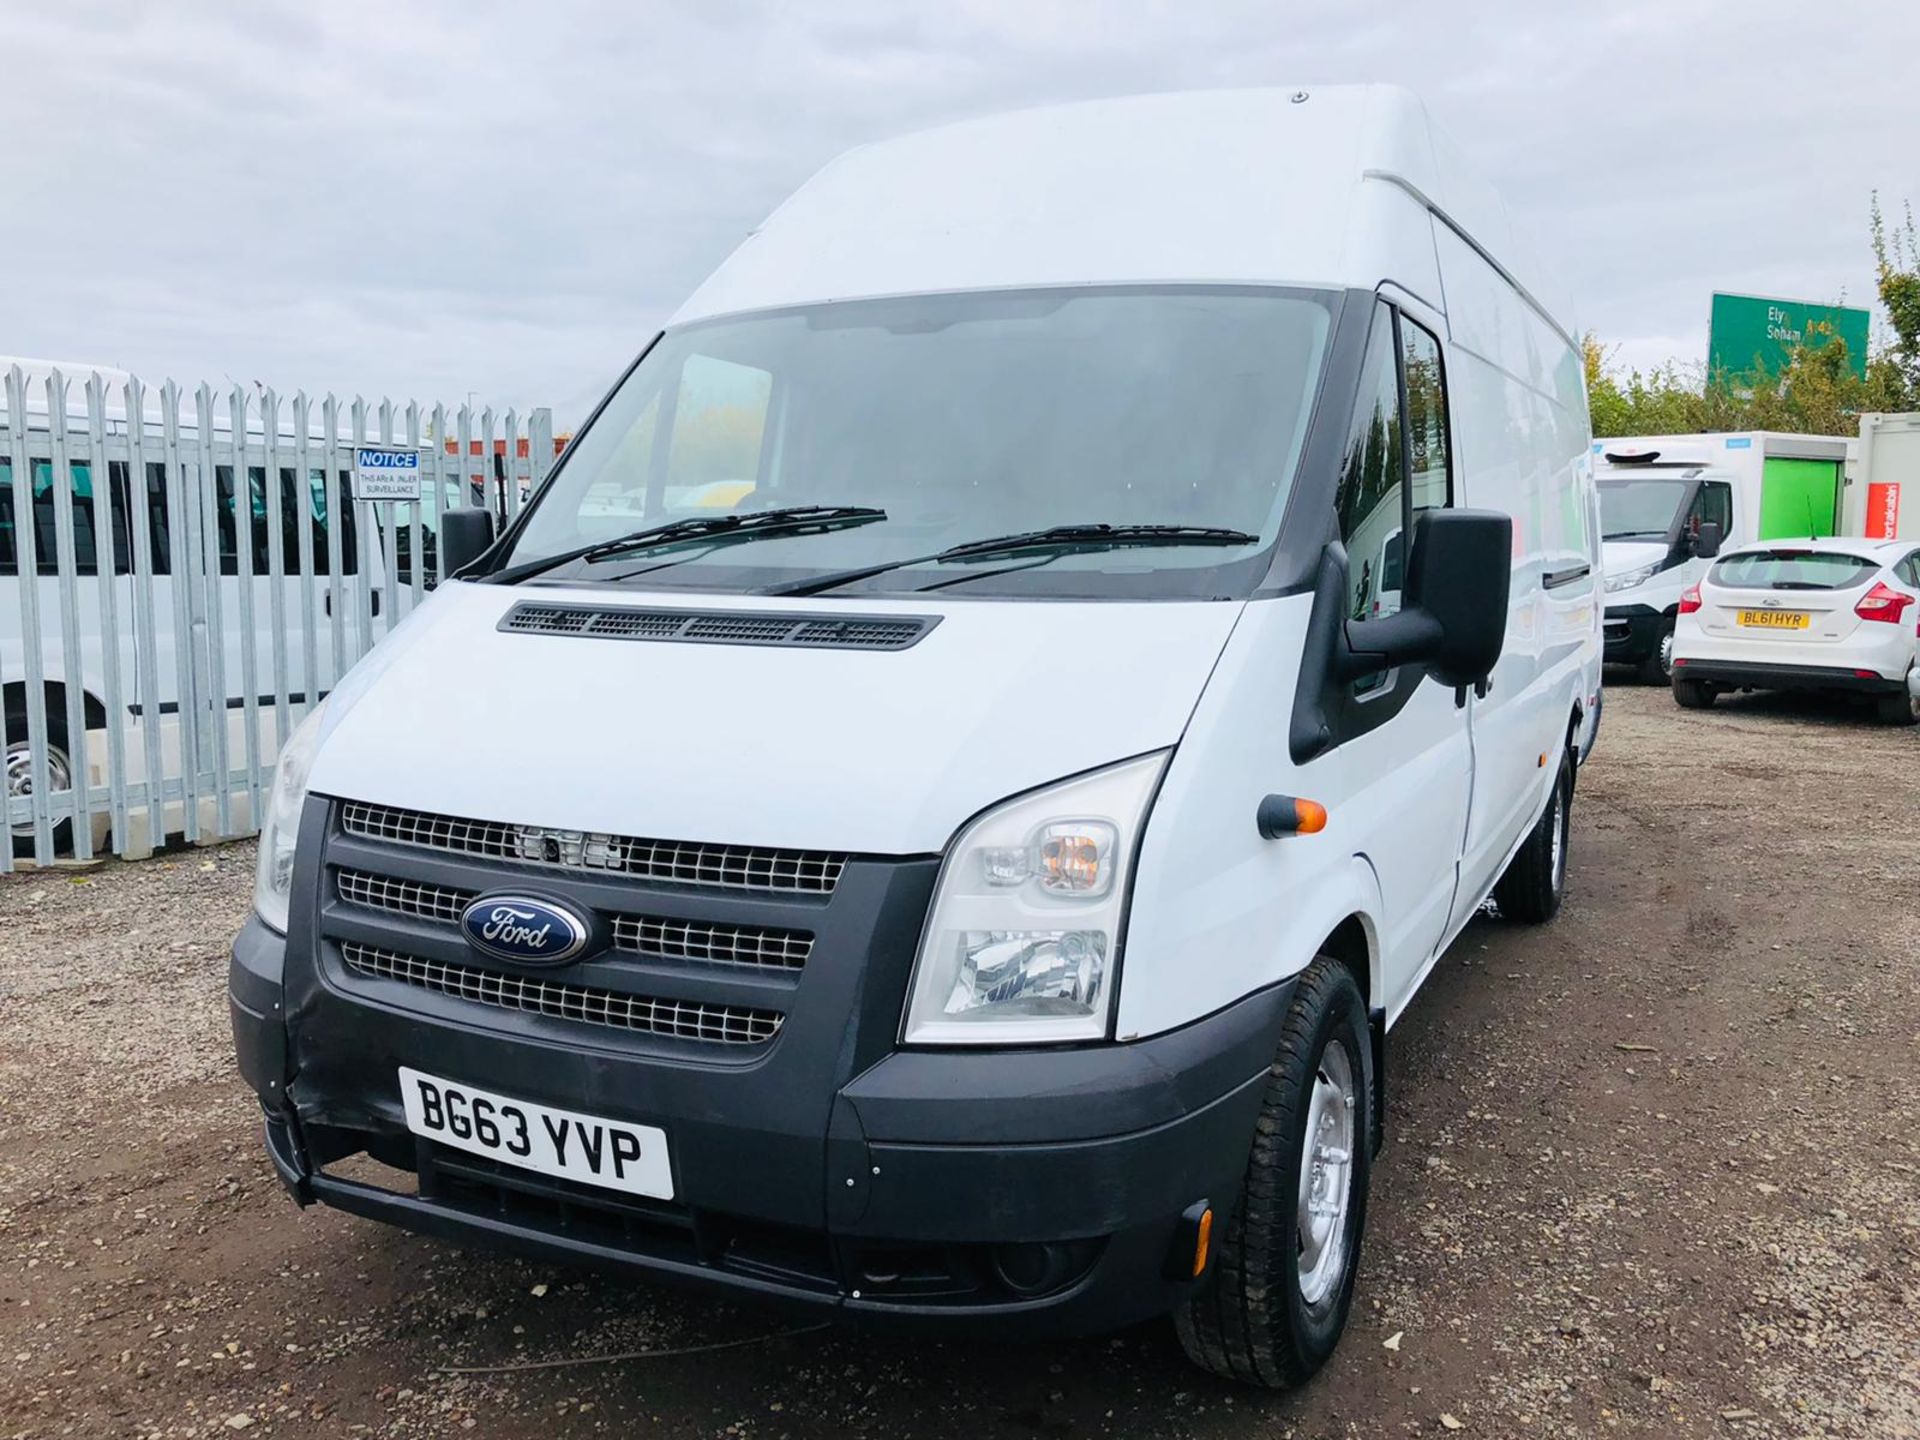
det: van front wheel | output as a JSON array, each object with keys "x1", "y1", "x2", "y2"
[
  {"x1": 1174, "y1": 957, "x2": 1372, "y2": 1389},
  {"x1": 6, "y1": 703, "x2": 75, "y2": 858},
  {"x1": 1493, "y1": 751, "x2": 1571, "y2": 924}
]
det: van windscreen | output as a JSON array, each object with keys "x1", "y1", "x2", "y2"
[
  {"x1": 503, "y1": 286, "x2": 1337, "y2": 600},
  {"x1": 1598, "y1": 478, "x2": 1689, "y2": 540}
]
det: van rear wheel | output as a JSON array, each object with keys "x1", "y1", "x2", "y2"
[
  {"x1": 1493, "y1": 751, "x2": 1570, "y2": 924},
  {"x1": 1174, "y1": 957, "x2": 1372, "y2": 1389}
]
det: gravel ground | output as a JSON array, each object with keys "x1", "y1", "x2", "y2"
[{"x1": 2, "y1": 683, "x2": 1917, "y2": 1439}]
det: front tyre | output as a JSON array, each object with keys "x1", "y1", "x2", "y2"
[
  {"x1": 1493, "y1": 750, "x2": 1571, "y2": 924},
  {"x1": 1635, "y1": 618, "x2": 1675, "y2": 685},
  {"x1": 1175, "y1": 958, "x2": 1372, "y2": 1388},
  {"x1": 6, "y1": 702, "x2": 75, "y2": 858}
]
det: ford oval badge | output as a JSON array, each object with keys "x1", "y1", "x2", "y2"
[{"x1": 460, "y1": 894, "x2": 591, "y2": 966}]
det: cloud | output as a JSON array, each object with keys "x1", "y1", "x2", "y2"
[{"x1": 5, "y1": 0, "x2": 1914, "y2": 422}]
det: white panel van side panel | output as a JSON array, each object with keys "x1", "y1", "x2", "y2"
[
  {"x1": 1434, "y1": 227, "x2": 1591, "y2": 918},
  {"x1": 1119, "y1": 597, "x2": 1356, "y2": 1037},
  {"x1": 1118, "y1": 595, "x2": 1466, "y2": 1040}
]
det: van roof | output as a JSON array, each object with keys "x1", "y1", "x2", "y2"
[{"x1": 673, "y1": 86, "x2": 1572, "y2": 336}]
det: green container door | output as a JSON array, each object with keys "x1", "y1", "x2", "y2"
[{"x1": 1757, "y1": 458, "x2": 1840, "y2": 540}]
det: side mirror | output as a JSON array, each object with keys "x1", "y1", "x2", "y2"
[
  {"x1": 438, "y1": 508, "x2": 497, "y2": 582},
  {"x1": 1693, "y1": 520, "x2": 1723, "y2": 559},
  {"x1": 1340, "y1": 509, "x2": 1511, "y2": 688}
]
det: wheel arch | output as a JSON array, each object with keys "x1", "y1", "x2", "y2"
[{"x1": 3, "y1": 679, "x2": 109, "y2": 732}]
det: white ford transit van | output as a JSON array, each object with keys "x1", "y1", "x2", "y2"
[{"x1": 230, "y1": 87, "x2": 1600, "y2": 1387}]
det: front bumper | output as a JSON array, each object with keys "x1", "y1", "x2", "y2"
[
  {"x1": 232, "y1": 913, "x2": 1289, "y2": 1334},
  {"x1": 1603, "y1": 604, "x2": 1667, "y2": 664},
  {"x1": 1671, "y1": 658, "x2": 1906, "y2": 694}
]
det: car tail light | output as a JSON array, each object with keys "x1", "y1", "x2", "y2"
[
  {"x1": 1855, "y1": 582, "x2": 1914, "y2": 624},
  {"x1": 1677, "y1": 584, "x2": 1703, "y2": 615}
]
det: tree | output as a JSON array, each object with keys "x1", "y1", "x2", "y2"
[
  {"x1": 1871, "y1": 195, "x2": 1920, "y2": 404},
  {"x1": 1587, "y1": 196, "x2": 1919, "y2": 438}
]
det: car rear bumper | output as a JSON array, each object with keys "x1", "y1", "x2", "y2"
[
  {"x1": 1671, "y1": 659, "x2": 1907, "y2": 694},
  {"x1": 1603, "y1": 605, "x2": 1665, "y2": 663},
  {"x1": 232, "y1": 912, "x2": 1290, "y2": 1335}
]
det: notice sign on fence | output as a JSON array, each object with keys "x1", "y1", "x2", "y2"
[{"x1": 352, "y1": 446, "x2": 423, "y2": 502}]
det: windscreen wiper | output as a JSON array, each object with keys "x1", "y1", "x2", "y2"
[
  {"x1": 763, "y1": 522, "x2": 1260, "y2": 597},
  {"x1": 486, "y1": 506, "x2": 888, "y2": 585}
]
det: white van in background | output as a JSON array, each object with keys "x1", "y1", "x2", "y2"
[
  {"x1": 229, "y1": 87, "x2": 1599, "y2": 1388},
  {"x1": 0, "y1": 360, "x2": 527, "y2": 857},
  {"x1": 1599, "y1": 431, "x2": 1853, "y2": 681},
  {"x1": 1, "y1": 362, "x2": 386, "y2": 852}
]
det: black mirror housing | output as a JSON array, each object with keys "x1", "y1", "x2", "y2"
[
  {"x1": 1341, "y1": 509, "x2": 1511, "y2": 688},
  {"x1": 438, "y1": 509, "x2": 497, "y2": 581},
  {"x1": 1693, "y1": 520, "x2": 1723, "y2": 559}
]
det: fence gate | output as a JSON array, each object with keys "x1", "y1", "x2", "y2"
[{"x1": 1, "y1": 364, "x2": 556, "y2": 872}]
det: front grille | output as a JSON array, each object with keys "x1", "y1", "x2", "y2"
[
  {"x1": 338, "y1": 869, "x2": 472, "y2": 924},
  {"x1": 339, "y1": 800, "x2": 846, "y2": 894},
  {"x1": 340, "y1": 941, "x2": 783, "y2": 1045},
  {"x1": 335, "y1": 869, "x2": 812, "y2": 971},
  {"x1": 500, "y1": 602, "x2": 936, "y2": 652},
  {"x1": 611, "y1": 915, "x2": 811, "y2": 970}
]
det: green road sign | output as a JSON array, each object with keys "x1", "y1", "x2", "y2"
[{"x1": 1708, "y1": 292, "x2": 1871, "y2": 380}]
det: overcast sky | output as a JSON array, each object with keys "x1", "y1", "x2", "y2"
[{"x1": 6, "y1": 0, "x2": 1916, "y2": 425}]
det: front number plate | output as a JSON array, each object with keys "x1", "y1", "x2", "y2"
[
  {"x1": 399, "y1": 1067, "x2": 673, "y2": 1199},
  {"x1": 1737, "y1": 609, "x2": 1810, "y2": 629}
]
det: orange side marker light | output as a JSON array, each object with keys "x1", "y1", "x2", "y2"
[
  {"x1": 1258, "y1": 794, "x2": 1328, "y2": 838},
  {"x1": 1191, "y1": 1206, "x2": 1214, "y2": 1278}
]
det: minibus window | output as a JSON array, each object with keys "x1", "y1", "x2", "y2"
[
  {"x1": 0, "y1": 459, "x2": 132, "y2": 577},
  {"x1": 212, "y1": 466, "x2": 358, "y2": 576}
]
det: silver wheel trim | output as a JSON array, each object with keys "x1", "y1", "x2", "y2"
[
  {"x1": 5, "y1": 739, "x2": 71, "y2": 839},
  {"x1": 1658, "y1": 630, "x2": 1675, "y2": 676},
  {"x1": 1549, "y1": 777, "x2": 1567, "y2": 891},
  {"x1": 1296, "y1": 1039, "x2": 1358, "y2": 1310}
]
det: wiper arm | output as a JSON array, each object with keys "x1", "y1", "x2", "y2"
[
  {"x1": 764, "y1": 523, "x2": 1259, "y2": 598},
  {"x1": 486, "y1": 506, "x2": 888, "y2": 585}
]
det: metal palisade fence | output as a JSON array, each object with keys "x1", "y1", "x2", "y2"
[{"x1": 1, "y1": 363, "x2": 556, "y2": 871}]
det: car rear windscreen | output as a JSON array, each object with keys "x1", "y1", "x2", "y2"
[{"x1": 1711, "y1": 551, "x2": 1880, "y2": 591}]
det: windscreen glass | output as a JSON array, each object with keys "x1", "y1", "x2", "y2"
[
  {"x1": 1598, "y1": 478, "x2": 1689, "y2": 540},
  {"x1": 503, "y1": 287, "x2": 1337, "y2": 599},
  {"x1": 1711, "y1": 551, "x2": 1880, "y2": 590}
]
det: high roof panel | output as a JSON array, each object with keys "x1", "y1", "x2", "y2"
[{"x1": 671, "y1": 86, "x2": 1570, "y2": 334}]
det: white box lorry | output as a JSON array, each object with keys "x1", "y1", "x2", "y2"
[{"x1": 1597, "y1": 430, "x2": 1854, "y2": 680}]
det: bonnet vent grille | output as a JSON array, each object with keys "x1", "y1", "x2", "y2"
[{"x1": 500, "y1": 603, "x2": 937, "y2": 651}]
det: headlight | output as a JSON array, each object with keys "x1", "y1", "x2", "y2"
[
  {"x1": 902, "y1": 752, "x2": 1168, "y2": 1046},
  {"x1": 253, "y1": 699, "x2": 330, "y2": 933},
  {"x1": 1604, "y1": 563, "x2": 1659, "y2": 593}
]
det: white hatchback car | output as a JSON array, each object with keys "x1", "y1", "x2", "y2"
[{"x1": 1671, "y1": 536, "x2": 1920, "y2": 724}]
